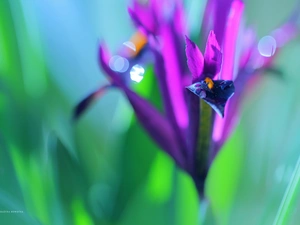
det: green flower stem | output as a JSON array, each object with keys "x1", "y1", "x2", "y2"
[{"x1": 193, "y1": 100, "x2": 212, "y2": 197}]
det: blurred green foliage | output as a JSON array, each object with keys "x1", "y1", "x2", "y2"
[{"x1": 0, "y1": 0, "x2": 300, "y2": 225}]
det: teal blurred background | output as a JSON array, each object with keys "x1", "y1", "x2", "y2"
[{"x1": 0, "y1": 0, "x2": 300, "y2": 224}]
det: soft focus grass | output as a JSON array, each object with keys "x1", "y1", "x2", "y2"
[{"x1": 0, "y1": 0, "x2": 300, "y2": 225}]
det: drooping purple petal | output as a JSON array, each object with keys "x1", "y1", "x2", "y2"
[
  {"x1": 185, "y1": 36, "x2": 204, "y2": 82},
  {"x1": 238, "y1": 28, "x2": 257, "y2": 69},
  {"x1": 272, "y1": 1, "x2": 299, "y2": 48},
  {"x1": 74, "y1": 84, "x2": 111, "y2": 120},
  {"x1": 272, "y1": 24, "x2": 298, "y2": 48},
  {"x1": 203, "y1": 30, "x2": 222, "y2": 78},
  {"x1": 99, "y1": 43, "x2": 186, "y2": 169}
]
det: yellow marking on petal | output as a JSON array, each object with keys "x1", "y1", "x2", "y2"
[{"x1": 204, "y1": 77, "x2": 214, "y2": 89}]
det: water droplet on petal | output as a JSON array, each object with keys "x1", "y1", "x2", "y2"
[
  {"x1": 109, "y1": 55, "x2": 129, "y2": 73},
  {"x1": 123, "y1": 41, "x2": 136, "y2": 52},
  {"x1": 130, "y1": 64, "x2": 145, "y2": 83},
  {"x1": 258, "y1": 36, "x2": 277, "y2": 57}
]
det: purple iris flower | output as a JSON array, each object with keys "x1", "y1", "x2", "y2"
[
  {"x1": 75, "y1": 0, "x2": 299, "y2": 198},
  {"x1": 185, "y1": 31, "x2": 235, "y2": 118}
]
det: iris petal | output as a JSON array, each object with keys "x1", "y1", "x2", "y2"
[
  {"x1": 74, "y1": 84, "x2": 111, "y2": 120},
  {"x1": 128, "y1": 7, "x2": 153, "y2": 35},
  {"x1": 203, "y1": 30, "x2": 223, "y2": 78},
  {"x1": 185, "y1": 36, "x2": 205, "y2": 82},
  {"x1": 160, "y1": 26, "x2": 189, "y2": 129},
  {"x1": 213, "y1": 0, "x2": 234, "y2": 46},
  {"x1": 212, "y1": 0, "x2": 244, "y2": 145},
  {"x1": 128, "y1": 1, "x2": 157, "y2": 34},
  {"x1": 221, "y1": 0, "x2": 244, "y2": 80}
]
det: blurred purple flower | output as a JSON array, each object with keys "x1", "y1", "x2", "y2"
[
  {"x1": 75, "y1": 0, "x2": 299, "y2": 197},
  {"x1": 209, "y1": 0, "x2": 299, "y2": 158}
]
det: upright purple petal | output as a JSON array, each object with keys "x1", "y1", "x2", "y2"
[
  {"x1": 149, "y1": 19, "x2": 190, "y2": 170},
  {"x1": 160, "y1": 24, "x2": 189, "y2": 130},
  {"x1": 185, "y1": 36, "x2": 205, "y2": 82},
  {"x1": 152, "y1": 49, "x2": 189, "y2": 169},
  {"x1": 203, "y1": 30, "x2": 222, "y2": 78},
  {"x1": 168, "y1": 0, "x2": 189, "y2": 79},
  {"x1": 173, "y1": 0, "x2": 187, "y2": 35},
  {"x1": 99, "y1": 44, "x2": 186, "y2": 168},
  {"x1": 221, "y1": 0, "x2": 244, "y2": 80},
  {"x1": 128, "y1": 1, "x2": 157, "y2": 34},
  {"x1": 212, "y1": 0, "x2": 234, "y2": 46}
]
